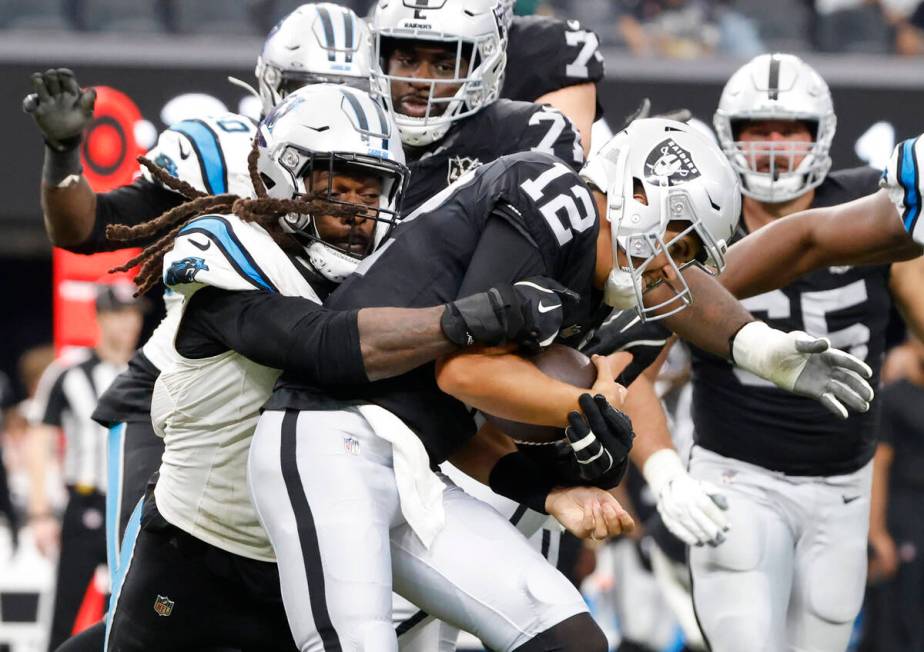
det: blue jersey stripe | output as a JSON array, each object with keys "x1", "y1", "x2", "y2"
[
  {"x1": 170, "y1": 120, "x2": 228, "y2": 195},
  {"x1": 105, "y1": 423, "x2": 126, "y2": 576},
  {"x1": 180, "y1": 215, "x2": 278, "y2": 292},
  {"x1": 901, "y1": 138, "x2": 921, "y2": 233}
]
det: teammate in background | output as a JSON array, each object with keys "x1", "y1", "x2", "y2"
[
  {"x1": 497, "y1": 0, "x2": 605, "y2": 155},
  {"x1": 104, "y1": 83, "x2": 579, "y2": 652},
  {"x1": 26, "y1": 283, "x2": 143, "y2": 652},
  {"x1": 368, "y1": 0, "x2": 585, "y2": 215},
  {"x1": 680, "y1": 54, "x2": 924, "y2": 652}
]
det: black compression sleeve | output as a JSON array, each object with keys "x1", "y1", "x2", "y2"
[
  {"x1": 175, "y1": 287, "x2": 367, "y2": 385},
  {"x1": 68, "y1": 179, "x2": 183, "y2": 255},
  {"x1": 455, "y1": 213, "x2": 548, "y2": 299}
]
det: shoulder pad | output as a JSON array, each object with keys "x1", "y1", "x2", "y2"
[
  {"x1": 142, "y1": 113, "x2": 257, "y2": 198},
  {"x1": 163, "y1": 213, "x2": 280, "y2": 295}
]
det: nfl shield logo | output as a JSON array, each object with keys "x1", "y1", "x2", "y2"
[
  {"x1": 153, "y1": 595, "x2": 174, "y2": 617},
  {"x1": 343, "y1": 436, "x2": 360, "y2": 456}
]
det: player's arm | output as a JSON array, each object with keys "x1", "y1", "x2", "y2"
[
  {"x1": 448, "y1": 421, "x2": 634, "y2": 539},
  {"x1": 889, "y1": 256, "x2": 924, "y2": 342},
  {"x1": 535, "y1": 83, "x2": 596, "y2": 157},
  {"x1": 648, "y1": 266, "x2": 875, "y2": 419},
  {"x1": 437, "y1": 347, "x2": 626, "y2": 427},
  {"x1": 24, "y1": 68, "x2": 180, "y2": 252},
  {"x1": 721, "y1": 190, "x2": 920, "y2": 300},
  {"x1": 175, "y1": 279, "x2": 569, "y2": 385},
  {"x1": 868, "y1": 441, "x2": 898, "y2": 581}
]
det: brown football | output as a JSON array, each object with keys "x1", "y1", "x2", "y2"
[{"x1": 483, "y1": 344, "x2": 596, "y2": 443}]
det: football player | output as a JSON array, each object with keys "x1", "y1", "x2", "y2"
[
  {"x1": 683, "y1": 53, "x2": 924, "y2": 652},
  {"x1": 367, "y1": 0, "x2": 585, "y2": 215},
  {"x1": 497, "y1": 0, "x2": 605, "y2": 155},
  {"x1": 249, "y1": 117, "x2": 874, "y2": 652},
  {"x1": 104, "y1": 83, "x2": 580, "y2": 652},
  {"x1": 22, "y1": 2, "x2": 373, "y2": 557}
]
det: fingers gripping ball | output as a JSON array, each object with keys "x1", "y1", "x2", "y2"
[{"x1": 484, "y1": 344, "x2": 596, "y2": 442}]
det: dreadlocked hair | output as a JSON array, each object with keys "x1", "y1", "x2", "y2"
[{"x1": 107, "y1": 143, "x2": 363, "y2": 296}]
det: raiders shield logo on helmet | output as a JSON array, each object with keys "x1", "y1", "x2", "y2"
[
  {"x1": 153, "y1": 595, "x2": 175, "y2": 617},
  {"x1": 447, "y1": 156, "x2": 483, "y2": 184},
  {"x1": 644, "y1": 139, "x2": 701, "y2": 186}
]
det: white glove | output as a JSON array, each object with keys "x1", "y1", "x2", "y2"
[
  {"x1": 643, "y1": 448, "x2": 729, "y2": 547},
  {"x1": 731, "y1": 321, "x2": 874, "y2": 419},
  {"x1": 881, "y1": 136, "x2": 924, "y2": 245}
]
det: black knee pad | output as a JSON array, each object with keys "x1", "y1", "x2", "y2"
[{"x1": 513, "y1": 613, "x2": 608, "y2": 652}]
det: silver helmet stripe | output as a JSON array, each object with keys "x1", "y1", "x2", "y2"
[
  {"x1": 342, "y1": 6, "x2": 355, "y2": 62},
  {"x1": 768, "y1": 54, "x2": 780, "y2": 101},
  {"x1": 316, "y1": 5, "x2": 337, "y2": 61}
]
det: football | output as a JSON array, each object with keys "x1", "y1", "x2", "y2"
[{"x1": 483, "y1": 344, "x2": 596, "y2": 442}]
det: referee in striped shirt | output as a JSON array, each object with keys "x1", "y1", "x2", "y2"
[{"x1": 28, "y1": 282, "x2": 143, "y2": 651}]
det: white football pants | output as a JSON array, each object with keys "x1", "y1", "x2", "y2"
[
  {"x1": 249, "y1": 408, "x2": 587, "y2": 652},
  {"x1": 393, "y1": 461, "x2": 563, "y2": 651},
  {"x1": 688, "y1": 446, "x2": 872, "y2": 652}
]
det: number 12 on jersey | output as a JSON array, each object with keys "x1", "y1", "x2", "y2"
[{"x1": 520, "y1": 162, "x2": 596, "y2": 246}]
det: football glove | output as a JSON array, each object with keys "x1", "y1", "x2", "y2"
[
  {"x1": 643, "y1": 449, "x2": 729, "y2": 547},
  {"x1": 23, "y1": 68, "x2": 96, "y2": 152},
  {"x1": 563, "y1": 393, "x2": 634, "y2": 489},
  {"x1": 881, "y1": 136, "x2": 924, "y2": 244},
  {"x1": 581, "y1": 308, "x2": 672, "y2": 385},
  {"x1": 731, "y1": 321, "x2": 874, "y2": 419},
  {"x1": 442, "y1": 276, "x2": 580, "y2": 351}
]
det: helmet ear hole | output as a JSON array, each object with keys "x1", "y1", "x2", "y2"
[
  {"x1": 632, "y1": 177, "x2": 648, "y2": 205},
  {"x1": 260, "y1": 173, "x2": 276, "y2": 190}
]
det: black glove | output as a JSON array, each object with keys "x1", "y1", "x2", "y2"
[
  {"x1": 581, "y1": 308, "x2": 671, "y2": 386},
  {"x1": 23, "y1": 68, "x2": 96, "y2": 152},
  {"x1": 563, "y1": 394, "x2": 634, "y2": 489},
  {"x1": 441, "y1": 276, "x2": 580, "y2": 350}
]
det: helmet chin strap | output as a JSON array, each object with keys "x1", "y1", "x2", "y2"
[
  {"x1": 603, "y1": 147, "x2": 634, "y2": 308},
  {"x1": 604, "y1": 268, "x2": 639, "y2": 309}
]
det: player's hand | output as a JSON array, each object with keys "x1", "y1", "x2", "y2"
[
  {"x1": 545, "y1": 485, "x2": 635, "y2": 540},
  {"x1": 881, "y1": 136, "x2": 924, "y2": 229},
  {"x1": 564, "y1": 392, "x2": 634, "y2": 489},
  {"x1": 731, "y1": 321, "x2": 873, "y2": 419},
  {"x1": 581, "y1": 308, "x2": 672, "y2": 385},
  {"x1": 643, "y1": 449, "x2": 729, "y2": 547},
  {"x1": 30, "y1": 514, "x2": 60, "y2": 558},
  {"x1": 441, "y1": 276, "x2": 580, "y2": 350},
  {"x1": 23, "y1": 68, "x2": 96, "y2": 151}
]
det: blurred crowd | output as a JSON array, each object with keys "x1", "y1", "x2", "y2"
[{"x1": 3, "y1": 0, "x2": 924, "y2": 57}]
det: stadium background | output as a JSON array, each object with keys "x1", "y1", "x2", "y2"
[{"x1": 1, "y1": 0, "x2": 923, "y2": 650}]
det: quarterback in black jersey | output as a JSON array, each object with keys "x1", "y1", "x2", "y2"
[
  {"x1": 367, "y1": 0, "x2": 585, "y2": 215},
  {"x1": 684, "y1": 54, "x2": 924, "y2": 652}
]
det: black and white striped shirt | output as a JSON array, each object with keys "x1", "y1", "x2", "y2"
[{"x1": 31, "y1": 349, "x2": 124, "y2": 493}]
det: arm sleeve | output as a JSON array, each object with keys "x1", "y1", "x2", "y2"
[
  {"x1": 39, "y1": 372, "x2": 69, "y2": 427},
  {"x1": 175, "y1": 287, "x2": 368, "y2": 385},
  {"x1": 67, "y1": 178, "x2": 184, "y2": 255},
  {"x1": 455, "y1": 213, "x2": 549, "y2": 298}
]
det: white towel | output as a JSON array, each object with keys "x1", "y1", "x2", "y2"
[{"x1": 357, "y1": 404, "x2": 446, "y2": 548}]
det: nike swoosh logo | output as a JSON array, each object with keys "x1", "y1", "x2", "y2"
[
  {"x1": 178, "y1": 140, "x2": 191, "y2": 160},
  {"x1": 189, "y1": 238, "x2": 210, "y2": 251},
  {"x1": 537, "y1": 302, "x2": 560, "y2": 313},
  {"x1": 842, "y1": 494, "x2": 861, "y2": 504}
]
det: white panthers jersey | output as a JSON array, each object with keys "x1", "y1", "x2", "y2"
[
  {"x1": 140, "y1": 113, "x2": 257, "y2": 374},
  {"x1": 151, "y1": 212, "x2": 321, "y2": 561}
]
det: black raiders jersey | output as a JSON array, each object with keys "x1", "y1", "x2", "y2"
[
  {"x1": 268, "y1": 151, "x2": 600, "y2": 464},
  {"x1": 502, "y1": 15, "x2": 605, "y2": 118},
  {"x1": 401, "y1": 98, "x2": 585, "y2": 215},
  {"x1": 691, "y1": 167, "x2": 889, "y2": 476}
]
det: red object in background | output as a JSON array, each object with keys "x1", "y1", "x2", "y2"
[
  {"x1": 54, "y1": 86, "x2": 144, "y2": 354},
  {"x1": 70, "y1": 567, "x2": 107, "y2": 636}
]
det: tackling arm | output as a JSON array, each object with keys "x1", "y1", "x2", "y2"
[
  {"x1": 888, "y1": 256, "x2": 924, "y2": 342},
  {"x1": 721, "y1": 190, "x2": 921, "y2": 300}
]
